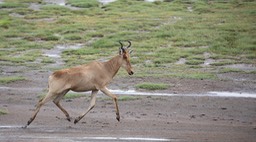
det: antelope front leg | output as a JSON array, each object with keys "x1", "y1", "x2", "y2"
[{"x1": 100, "y1": 87, "x2": 120, "y2": 122}]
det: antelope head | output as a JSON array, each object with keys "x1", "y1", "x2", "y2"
[{"x1": 119, "y1": 40, "x2": 134, "y2": 75}]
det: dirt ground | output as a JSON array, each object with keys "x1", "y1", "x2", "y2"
[{"x1": 0, "y1": 65, "x2": 256, "y2": 142}]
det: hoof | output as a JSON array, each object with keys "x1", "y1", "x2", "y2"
[
  {"x1": 116, "y1": 116, "x2": 120, "y2": 122},
  {"x1": 67, "y1": 117, "x2": 71, "y2": 122},
  {"x1": 116, "y1": 112, "x2": 120, "y2": 122},
  {"x1": 74, "y1": 118, "x2": 79, "y2": 124},
  {"x1": 22, "y1": 125, "x2": 28, "y2": 129}
]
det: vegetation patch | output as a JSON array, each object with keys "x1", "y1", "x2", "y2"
[
  {"x1": 0, "y1": 0, "x2": 255, "y2": 82},
  {"x1": 0, "y1": 2, "x2": 28, "y2": 8},
  {"x1": 136, "y1": 82, "x2": 169, "y2": 90},
  {"x1": 185, "y1": 59, "x2": 204, "y2": 65},
  {"x1": 0, "y1": 76, "x2": 26, "y2": 84},
  {"x1": 172, "y1": 72, "x2": 216, "y2": 80},
  {"x1": 64, "y1": 93, "x2": 84, "y2": 99},
  {"x1": 118, "y1": 96, "x2": 140, "y2": 101},
  {"x1": 67, "y1": 0, "x2": 99, "y2": 8},
  {"x1": 0, "y1": 109, "x2": 8, "y2": 115},
  {"x1": 99, "y1": 96, "x2": 140, "y2": 101}
]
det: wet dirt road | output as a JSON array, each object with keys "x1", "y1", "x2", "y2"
[{"x1": 1, "y1": 94, "x2": 255, "y2": 142}]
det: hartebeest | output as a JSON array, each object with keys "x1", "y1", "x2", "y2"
[{"x1": 24, "y1": 41, "x2": 133, "y2": 128}]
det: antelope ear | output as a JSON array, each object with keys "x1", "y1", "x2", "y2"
[
  {"x1": 119, "y1": 47, "x2": 123, "y2": 55},
  {"x1": 129, "y1": 50, "x2": 133, "y2": 54}
]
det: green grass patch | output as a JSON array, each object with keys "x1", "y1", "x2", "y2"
[
  {"x1": 172, "y1": 72, "x2": 216, "y2": 80},
  {"x1": 118, "y1": 96, "x2": 140, "y2": 101},
  {"x1": 0, "y1": 0, "x2": 255, "y2": 80},
  {"x1": 219, "y1": 68, "x2": 245, "y2": 73},
  {"x1": 99, "y1": 95, "x2": 140, "y2": 101},
  {"x1": 0, "y1": 76, "x2": 26, "y2": 84},
  {"x1": 185, "y1": 59, "x2": 204, "y2": 65},
  {"x1": 67, "y1": 0, "x2": 99, "y2": 8},
  {"x1": 0, "y1": 2, "x2": 28, "y2": 8},
  {"x1": 64, "y1": 93, "x2": 84, "y2": 99},
  {"x1": 219, "y1": 67, "x2": 256, "y2": 74},
  {"x1": 135, "y1": 82, "x2": 169, "y2": 90},
  {"x1": 211, "y1": 61, "x2": 236, "y2": 66},
  {"x1": 64, "y1": 34, "x2": 82, "y2": 41},
  {"x1": 0, "y1": 109, "x2": 8, "y2": 115},
  {"x1": 41, "y1": 57, "x2": 55, "y2": 64}
]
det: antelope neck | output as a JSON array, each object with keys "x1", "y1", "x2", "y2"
[{"x1": 104, "y1": 55, "x2": 122, "y2": 78}]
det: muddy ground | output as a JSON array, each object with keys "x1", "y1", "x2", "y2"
[
  {"x1": 0, "y1": 64, "x2": 256, "y2": 142},
  {"x1": 0, "y1": 0, "x2": 255, "y2": 141}
]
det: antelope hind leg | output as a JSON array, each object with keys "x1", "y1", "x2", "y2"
[
  {"x1": 23, "y1": 92, "x2": 55, "y2": 128},
  {"x1": 53, "y1": 90, "x2": 71, "y2": 121}
]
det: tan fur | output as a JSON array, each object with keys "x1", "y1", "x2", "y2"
[{"x1": 24, "y1": 46, "x2": 133, "y2": 128}]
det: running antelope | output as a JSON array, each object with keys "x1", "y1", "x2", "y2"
[{"x1": 24, "y1": 41, "x2": 134, "y2": 128}]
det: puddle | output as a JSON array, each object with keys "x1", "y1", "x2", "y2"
[
  {"x1": 0, "y1": 125, "x2": 22, "y2": 129},
  {"x1": 29, "y1": 3, "x2": 41, "y2": 11},
  {"x1": 69, "y1": 89, "x2": 256, "y2": 98},
  {"x1": 43, "y1": 43, "x2": 83, "y2": 65},
  {"x1": 201, "y1": 52, "x2": 215, "y2": 66},
  {"x1": 43, "y1": 43, "x2": 83, "y2": 58},
  {"x1": 203, "y1": 59, "x2": 215, "y2": 66},
  {"x1": 43, "y1": 0, "x2": 65, "y2": 6},
  {"x1": 206, "y1": 92, "x2": 256, "y2": 98},
  {"x1": 55, "y1": 44, "x2": 84, "y2": 50},
  {"x1": 109, "y1": 89, "x2": 256, "y2": 98},
  {"x1": 28, "y1": 0, "x2": 83, "y2": 11},
  {"x1": 1, "y1": 85, "x2": 255, "y2": 98},
  {"x1": 187, "y1": 6, "x2": 193, "y2": 12},
  {"x1": 99, "y1": 0, "x2": 117, "y2": 5},
  {"x1": 0, "y1": 134, "x2": 173, "y2": 142},
  {"x1": 78, "y1": 137, "x2": 172, "y2": 141},
  {"x1": 41, "y1": 0, "x2": 118, "y2": 10},
  {"x1": 43, "y1": 0, "x2": 82, "y2": 10},
  {"x1": 145, "y1": 0, "x2": 163, "y2": 2},
  {"x1": 175, "y1": 58, "x2": 186, "y2": 65}
]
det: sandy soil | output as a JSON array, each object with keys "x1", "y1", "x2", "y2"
[{"x1": 0, "y1": 65, "x2": 256, "y2": 142}]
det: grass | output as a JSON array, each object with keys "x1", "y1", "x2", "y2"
[
  {"x1": 219, "y1": 68, "x2": 256, "y2": 74},
  {"x1": 64, "y1": 93, "x2": 84, "y2": 99},
  {"x1": 0, "y1": 0, "x2": 255, "y2": 80},
  {"x1": 0, "y1": 109, "x2": 8, "y2": 115},
  {"x1": 219, "y1": 68, "x2": 244, "y2": 73},
  {"x1": 118, "y1": 96, "x2": 140, "y2": 101},
  {"x1": 67, "y1": 0, "x2": 99, "y2": 8},
  {"x1": 135, "y1": 82, "x2": 169, "y2": 90},
  {"x1": 172, "y1": 72, "x2": 216, "y2": 80},
  {"x1": 0, "y1": 76, "x2": 26, "y2": 84}
]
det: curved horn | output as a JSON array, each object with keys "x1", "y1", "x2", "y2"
[
  {"x1": 119, "y1": 41, "x2": 125, "y2": 50},
  {"x1": 119, "y1": 41, "x2": 125, "y2": 55},
  {"x1": 126, "y1": 40, "x2": 131, "y2": 48}
]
